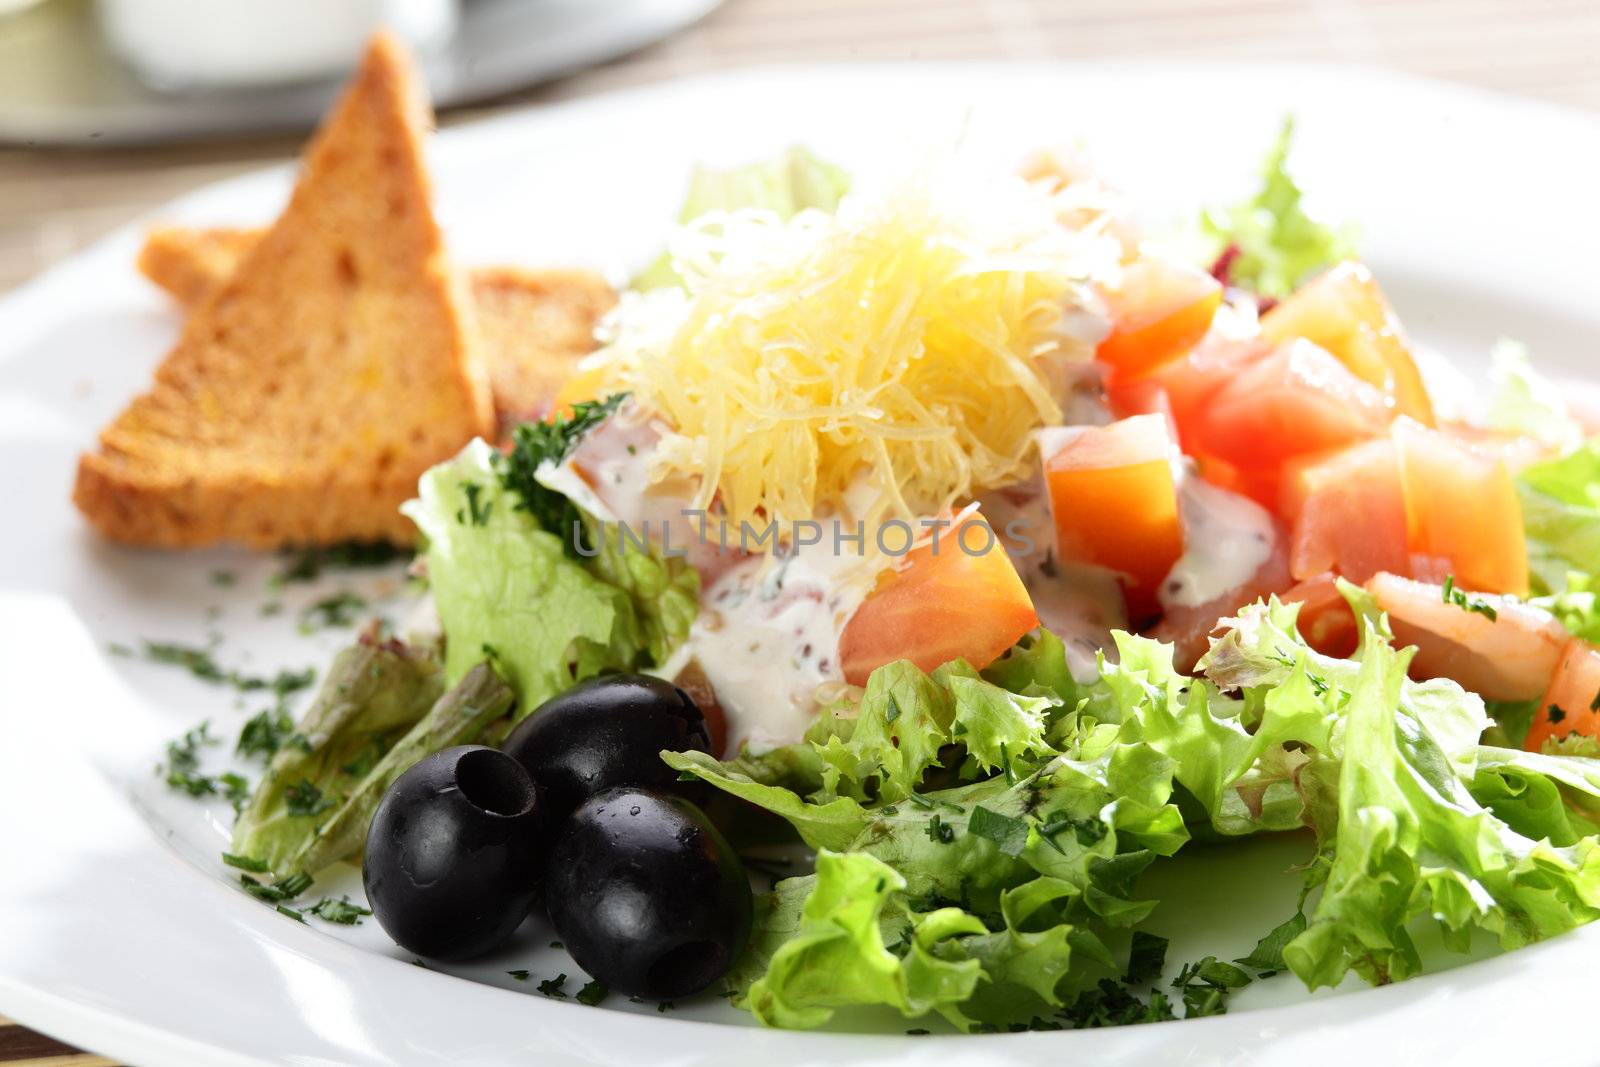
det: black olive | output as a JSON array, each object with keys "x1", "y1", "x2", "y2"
[
  {"x1": 546, "y1": 787, "x2": 751, "y2": 999},
  {"x1": 501, "y1": 673, "x2": 710, "y2": 822},
  {"x1": 363, "y1": 745, "x2": 543, "y2": 960}
]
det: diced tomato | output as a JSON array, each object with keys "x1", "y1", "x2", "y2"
[
  {"x1": 838, "y1": 514, "x2": 1038, "y2": 685},
  {"x1": 1194, "y1": 339, "x2": 1392, "y2": 472},
  {"x1": 1282, "y1": 573, "x2": 1359, "y2": 659},
  {"x1": 671, "y1": 659, "x2": 730, "y2": 758},
  {"x1": 1391, "y1": 417, "x2": 1529, "y2": 596},
  {"x1": 1149, "y1": 338, "x2": 1271, "y2": 456},
  {"x1": 1280, "y1": 440, "x2": 1409, "y2": 583},
  {"x1": 1097, "y1": 258, "x2": 1223, "y2": 381},
  {"x1": 1149, "y1": 526, "x2": 1292, "y2": 670},
  {"x1": 1041, "y1": 414, "x2": 1184, "y2": 617},
  {"x1": 1261, "y1": 261, "x2": 1435, "y2": 425},
  {"x1": 1525, "y1": 639, "x2": 1600, "y2": 752},
  {"x1": 1368, "y1": 572, "x2": 1564, "y2": 701}
]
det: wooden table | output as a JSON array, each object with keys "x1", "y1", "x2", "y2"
[{"x1": 1, "y1": 0, "x2": 1596, "y2": 1062}]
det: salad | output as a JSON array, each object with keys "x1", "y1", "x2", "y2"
[{"x1": 203, "y1": 123, "x2": 1600, "y2": 1032}]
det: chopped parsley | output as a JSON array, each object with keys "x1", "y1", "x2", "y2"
[
  {"x1": 297, "y1": 591, "x2": 368, "y2": 633},
  {"x1": 211, "y1": 570, "x2": 237, "y2": 587},
  {"x1": 135, "y1": 639, "x2": 315, "y2": 699},
  {"x1": 1124, "y1": 931, "x2": 1169, "y2": 984},
  {"x1": 576, "y1": 980, "x2": 609, "y2": 1007},
  {"x1": 241, "y1": 872, "x2": 313, "y2": 903},
  {"x1": 497, "y1": 393, "x2": 627, "y2": 556},
  {"x1": 1442, "y1": 574, "x2": 1499, "y2": 622},
  {"x1": 1234, "y1": 912, "x2": 1307, "y2": 978},
  {"x1": 536, "y1": 973, "x2": 568, "y2": 998},
  {"x1": 1057, "y1": 978, "x2": 1175, "y2": 1028},
  {"x1": 160, "y1": 721, "x2": 218, "y2": 795},
  {"x1": 966, "y1": 805, "x2": 1029, "y2": 857},
  {"x1": 284, "y1": 780, "x2": 335, "y2": 818},
  {"x1": 308, "y1": 896, "x2": 372, "y2": 925},
  {"x1": 507, "y1": 969, "x2": 531, "y2": 981},
  {"x1": 1549, "y1": 704, "x2": 1568, "y2": 724},
  {"x1": 923, "y1": 813, "x2": 955, "y2": 844},
  {"x1": 1172, "y1": 956, "x2": 1252, "y2": 1018},
  {"x1": 273, "y1": 541, "x2": 408, "y2": 586},
  {"x1": 236, "y1": 708, "x2": 295, "y2": 762},
  {"x1": 460, "y1": 481, "x2": 493, "y2": 526}
]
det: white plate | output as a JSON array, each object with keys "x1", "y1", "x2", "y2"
[{"x1": 2, "y1": 63, "x2": 1599, "y2": 1067}]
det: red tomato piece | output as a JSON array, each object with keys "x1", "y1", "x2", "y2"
[
  {"x1": 1261, "y1": 261, "x2": 1435, "y2": 425},
  {"x1": 838, "y1": 514, "x2": 1038, "y2": 686},
  {"x1": 1098, "y1": 258, "x2": 1223, "y2": 381},
  {"x1": 1525, "y1": 639, "x2": 1600, "y2": 752},
  {"x1": 1041, "y1": 414, "x2": 1185, "y2": 617},
  {"x1": 1195, "y1": 339, "x2": 1392, "y2": 472},
  {"x1": 1280, "y1": 439, "x2": 1409, "y2": 583},
  {"x1": 1391, "y1": 417, "x2": 1529, "y2": 596}
]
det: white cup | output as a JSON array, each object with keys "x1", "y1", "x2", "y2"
[{"x1": 97, "y1": 0, "x2": 460, "y2": 90}]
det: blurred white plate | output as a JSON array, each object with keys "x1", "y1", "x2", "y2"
[
  {"x1": 0, "y1": 0, "x2": 724, "y2": 145},
  {"x1": 0, "y1": 63, "x2": 1598, "y2": 1067}
]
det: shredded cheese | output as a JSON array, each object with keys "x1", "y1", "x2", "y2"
[{"x1": 588, "y1": 162, "x2": 1123, "y2": 529}]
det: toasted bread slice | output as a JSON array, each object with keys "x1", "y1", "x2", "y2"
[
  {"x1": 138, "y1": 226, "x2": 615, "y2": 427},
  {"x1": 75, "y1": 33, "x2": 494, "y2": 548}
]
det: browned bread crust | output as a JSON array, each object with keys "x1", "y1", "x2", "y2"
[
  {"x1": 138, "y1": 228, "x2": 616, "y2": 429},
  {"x1": 75, "y1": 32, "x2": 494, "y2": 549}
]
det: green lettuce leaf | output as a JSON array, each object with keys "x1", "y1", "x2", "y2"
[
  {"x1": 633, "y1": 146, "x2": 851, "y2": 290},
  {"x1": 230, "y1": 638, "x2": 444, "y2": 873},
  {"x1": 1487, "y1": 338, "x2": 1582, "y2": 453},
  {"x1": 1198, "y1": 115, "x2": 1355, "y2": 298},
  {"x1": 402, "y1": 439, "x2": 694, "y2": 716},
  {"x1": 290, "y1": 663, "x2": 515, "y2": 874},
  {"x1": 739, "y1": 851, "x2": 983, "y2": 1029},
  {"x1": 1283, "y1": 625, "x2": 1600, "y2": 988},
  {"x1": 1518, "y1": 440, "x2": 1600, "y2": 594}
]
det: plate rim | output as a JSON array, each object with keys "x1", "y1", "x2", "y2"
[{"x1": 3, "y1": 59, "x2": 1599, "y2": 1067}]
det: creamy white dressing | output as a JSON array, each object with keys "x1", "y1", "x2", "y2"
[
  {"x1": 543, "y1": 403, "x2": 735, "y2": 580},
  {"x1": 978, "y1": 477, "x2": 1125, "y2": 684},
  {"x1": 685, "y1": 549, "x2": 874, "y2": 753},
  {"x1": 1159, "y1": 473, "x2": 1276, "y2": 610}
]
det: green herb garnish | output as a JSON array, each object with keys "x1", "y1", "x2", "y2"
[
  {"x1": 1442, "y1": 574, "x2": 1499, "y2": 621},
  {"x1": 496, "y1": 393, "x2": 628, "y2": 558}
]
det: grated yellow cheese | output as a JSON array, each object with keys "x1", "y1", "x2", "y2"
[{"x1": 588, "y1": 163, "x2": 1123, "y2": 529}]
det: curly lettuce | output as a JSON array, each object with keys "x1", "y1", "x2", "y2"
[
  {"x1": 634, "y1": 146, "x2": 851, "y2": 290},
  {"x1": 402, "y1": 439, "x2": 696, "y2": 716},
  {"x1": 1198, "y1": 115, "x2": 1355, "y2": 298}
]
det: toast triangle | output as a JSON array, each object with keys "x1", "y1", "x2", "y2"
[{"x1": 75, "y1": 32, "x2": 494, "y2": 548}]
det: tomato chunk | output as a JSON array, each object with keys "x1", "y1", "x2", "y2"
[
  {"x1": 1391, "y1": 417, "x2": 1529, "y2": 596},
  {"x1": 1196, "y1": 339, "x2": 1392, "y2": 472},
  {"x1": 1281, "y1": 439, "x2": 1409, "y2": 583},
  {"x1": 1525, "y1": 639, "x2": 1600, "y2": 752},
  {"x1": 1042, "y1": 414, "x2": 1184, "y2": 616},
  {"x1": 1261, "y1": 261, "x2": 1434, "y2": 425},
  {"x1": 1098, "y1": 258, "x2": 1222, "y2": 381},
  {"x1": 838, "y1": 514, "x2": 1038, "y2": 685}
]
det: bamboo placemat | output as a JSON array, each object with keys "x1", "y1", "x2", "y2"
[{"x1": 2, "y1": 0, "x2": 1597, "y2": 1061}]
